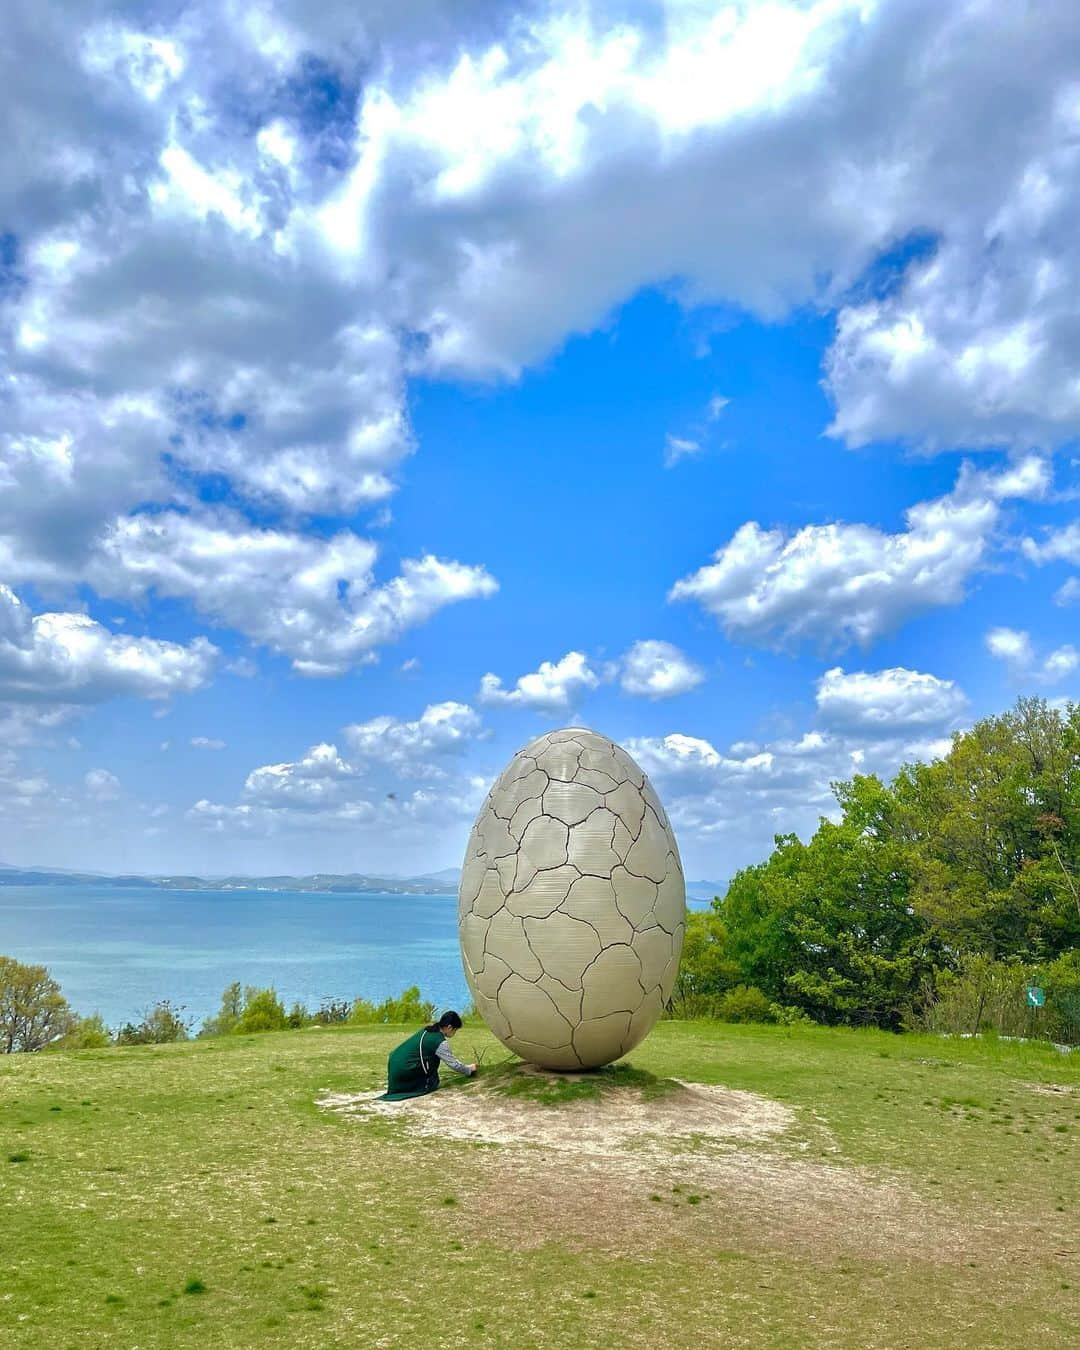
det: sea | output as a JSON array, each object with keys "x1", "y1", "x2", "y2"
[
  {"x1": 0, "y1": 882, "x2": 712, "y2": 1033},
  {"x1": 0, "y1": 884, "x2": 468, "y2": 1031}
]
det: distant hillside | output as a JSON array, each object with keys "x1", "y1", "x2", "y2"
[
  {"x1": 0, "y1": 861, "x2": 720, "y2": 900},
  {"x1": 0, "y1": 863, "x2": 457, "y2": 896},
  {"x1": 685, "y1": 879, "x2": 727, "y2": 902}
]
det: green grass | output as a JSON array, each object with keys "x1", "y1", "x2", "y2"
[{"x1": 0, "y1": 1020, "x2": 1076, "y2": 1348}]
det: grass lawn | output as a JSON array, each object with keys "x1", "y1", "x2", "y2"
[{"x1": 1, "y1": 1020, "x2": 1077, "y2": 1348}]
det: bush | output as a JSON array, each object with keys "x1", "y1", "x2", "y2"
[
  {"x1": 312, "y1": 998, "x2": 351, "y2": 1025},
  {"x1": 716, "y1": 985, "x2": 775, "y2": 1024},
  {"x1": 0, "y1": 956, "x2": 74, "y2": 1052},
  {"x1": 917, "y1": 955, "x2": 1031, "y2": 1038},
  {"x1": 1042, "y1": 949, "x2": 1080, "y2": 1045},
  {"x1": 116, "y1": 1001, "x2": 192, "y2": 1045},
  {"x1": 349, "y1": 985, "x2": 435, "y2": 1025},
  {"x1": 53, "y1": 1013, "x2": 112, "y2": 1050},
  {"x1": 234, "y1": 987, "x2": 288, "y2": 1034},
  {"x1": 914, "y1": 952, "x2": 1080, "y2": 1044}
]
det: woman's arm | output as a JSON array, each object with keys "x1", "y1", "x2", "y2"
[{"x1": 435, "y1": 1041, "x2": 474, "y2": 1075}]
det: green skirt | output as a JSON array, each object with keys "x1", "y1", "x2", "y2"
[{"x1": 379, "y1": 1070, "x2": 440, "y2": 1103}]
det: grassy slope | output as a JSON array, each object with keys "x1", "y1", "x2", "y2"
[{"x1": 0, "y1": 1021, "x2": 1077, "y2": 1349}]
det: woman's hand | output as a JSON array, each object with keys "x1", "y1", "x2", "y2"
[{"x1": 468, "y1": 1063, "x2": 478, "y2": 1075}]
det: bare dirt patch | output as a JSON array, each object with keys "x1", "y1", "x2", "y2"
[
  {"x1": 316, "y1": 1073, "x2": 1021, "y2": 1267},
  {"x1": 317, "y1": 1075, "x2": 793, "y2": 1153}
]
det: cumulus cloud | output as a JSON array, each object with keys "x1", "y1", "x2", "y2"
[
  {"x1": 4, "y1": 0, "x2": 1080, "y2": 698},
  {"x1": 815, "y1": 666, "x2": 967, "y2": 737},
  {"x1": 0, "y1": 584, "x2": 217, "y2": 703},
  {"x1": 479, "y1": 651, "x2": 601, "y2": 712},
  {"x1": 344, "y1": 701, "x2": 485, "y2": 774},
  {"x1": 197, "y1": 701, "x2": 485, "y2": 827},
  {"x1": 85, "y1": 768, "x2": 121, "y2": 801},
  {"x1": 242, "y1": 742, "x2": 357, "y2": 809},
  {"x1": 626, "y1": 714, "x2": 955, "y2": 874},
  {"x1": 620, "y1": 640, "x2": 705, "y2": 700},
  {"x1": 23, "y1": 511, "x2": 496, "y2": 677},
  {"x1": 985, "y1": 627, "x2": 1078, "y2": 684},
  {"x1": 1022, "y1": 521, "x2": 1080, "y2": 566},
  {"x1": 190, "y1": 703, "x2": 489, "y2": 843},
  {"x1": 669, "y1": 458, "x2": 1048, "y2": 650}
]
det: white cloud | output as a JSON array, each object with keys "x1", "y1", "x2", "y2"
[
  {"x1": 663, "y1": 393, "x2": 729, "y2": 468},
  {"x1": 479, "y1": 650, "x2": 601, "y2": 712},
  {"x1": 620, "y1": 639, "x2": 705, "y2": 700},
  {"x1": 985, "y1": 627, "x2": 1078, "y2": 684},
  {"x1": 85, "y1": 768, "x2": 120, "y2": 801},
  {"x1": 189, "y1": 700, "x2": 490, "y2": 845},
  {"x1": 45, "y1": 511, "x2": 497, "y2": 677},
  {"x1": 627, "y1": 713, "x2": 957, "y2": 875},
  {"x1": 985, "y1": 627, "x2": 1034, "y2": 665},
  {"x1": 663, "y1": 435, "x2": 701, "y2": 469},
  {"x1": 706, "y1": 395, "x2": 730, "y2": 421},
  {"x1": 219, "y1": 702, "x2": 485, "y2": 824},
  {"x1": 1054, "y1": 577, "x2": 1080, "y2": 606},
  {"x1": 243, "y1": 742, "x2": 356, "y2": 809},
  {"x1": 0, "y1": 584, "x2": 217, "y2": 704},
  {"x1": 1022, "y1": 521, "x2": 1080, "y2": 566},
  {"x1": 815, "y1": 666, "x2": 967, "y2": 737},
  {"x1": 191, "y1": 736, "x2": 226, "y2": 750},
  {"x1": 344, "y1": 701, "x2": 485, "y2": 774},
  {"x1": 669, "y1": 458, "x2": 1048, "y2": 650},
  {"x1": 5, "y1": 0, "x2": 1080, "y2": 700}
]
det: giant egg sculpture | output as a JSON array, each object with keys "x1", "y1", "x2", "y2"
[{"x1": 458, "y1": 727, "x2": 685, "y2": 1070}]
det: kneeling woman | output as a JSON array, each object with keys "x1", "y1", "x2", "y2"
[{"x1": 380, "y1": 1010, "x2": 476, "y2": 1101}]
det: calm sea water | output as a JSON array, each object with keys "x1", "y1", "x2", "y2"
[
  {"x1": 0, "y1": 884, "x2": 467, "y2": 1031},
  {"x1": 1, "y1": 883, "x2": 711, "y2": 1033}
]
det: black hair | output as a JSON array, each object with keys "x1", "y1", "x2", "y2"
[{"x1": 427, "y1": 1010, "x2": 462, "y2": 1032}]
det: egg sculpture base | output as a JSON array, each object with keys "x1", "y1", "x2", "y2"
[{"x1": 458, "y1": 728, "x2": 686, "y2": 1071}]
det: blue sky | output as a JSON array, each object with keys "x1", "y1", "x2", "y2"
[{"x1": 1, "y1": 1, "x2": 1077, "y2": 879}]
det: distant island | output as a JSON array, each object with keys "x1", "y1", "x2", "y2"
[
  {"x1": 0, "y1": 862, "x2": 726, "y2": 900},
  {"x1": 0, "y1": 863, "x2": 462, "y2": 895}
]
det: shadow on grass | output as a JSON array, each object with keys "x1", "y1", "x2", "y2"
[{"x1": 443, "y1": 1058, "x2": 682, "y2": 1107}]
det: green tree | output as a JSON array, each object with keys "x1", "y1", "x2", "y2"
[
  {"x1": 0, "y1": 956, "x2": 74, "y2": 1052},
  {"x1": 200, "y1": 982, "x2": 244, "y2": 1037},
  {"x1": 668, "y1": 907, "x2": 740, "y2": 1017},
  {"x1": 892, "y1": 697, "x2": 1080, "y2": 960}
]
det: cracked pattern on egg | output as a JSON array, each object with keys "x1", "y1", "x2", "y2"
[{"x1": 459, "y1": 728, "x2": 686, "y2": 1070}]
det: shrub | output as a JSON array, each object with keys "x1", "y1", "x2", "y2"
[
  {"x1": 234, "y1": 987, "x2": 288, "y2": 1034},
  {"x1": 349, "y1": 986, "x2": 435, "y2": 1025},
  {"x1": 917, "y1": 955, "x2": 1032, "y2": 1038},
  {"x1": 116, "y1": 1001, "x2": 192, "y2": 1045},
  {"x1": 53, "y1": 1013, "x2": 112, "y2": 1049},
  {"x1": 716, "y1": 985, "x2": 775, "y2": 1024},
  {"x1": 1042, "y1": 949, "x2": 1080, "y2": 1045},
  {"x1": 286, "y1": 1001, "x2": 310, "y2": 1029},
  {"x1": 914, "y1": 952, "x2": 1080, "y2": 1043},
  {"x1": 312, "y1": 998, "x2": 351, "y2": 1025}
]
